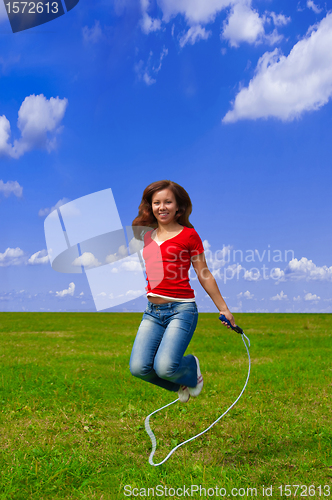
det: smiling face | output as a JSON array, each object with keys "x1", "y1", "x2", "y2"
[{"x1": 151, "y1": 188, "x2": 179, "y2": 226}]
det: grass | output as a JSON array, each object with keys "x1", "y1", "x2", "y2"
[{"x1": 0, "y1": 312, "x2": 331, "y2": 499}]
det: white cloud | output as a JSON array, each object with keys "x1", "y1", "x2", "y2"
[
  {"x1": 263, "y1": 29, "x2": 284, "y2": 46},
  {"x1": 148, "y1": 0, "x2": 287, "y2": 48},
  {"x1": 243, "y1": 268, "x2": 261, "y2": 281},
  {"x1": 135, "y1": 59, "x2": 156, "y2": 85},
  {"x1": 232, "y1": 300, "x2": 242, "y2": 312},
  {"x1": 293, "y1": 295, "x2": 301, "y2": 301},
  {"x1": 15, "y1": 94, "x2": 68, "y2": 156},
  {"x1": 72, "y1": 252, "x2": 102, "y2": 269},
  {"x1": 134, "y1": 47, "x2": 168, "y2": 85},
  {"x1": 222, "y1": 1, "x2": 266, "y2": 48},
  {"x1": 0, "y1": 115, "x2": 12, "y2": 156},
  {"x1": 307, "y1": 0, "x2": 323, "y2": 14},
  {"x1": 128, "y1": 237, "x2": 143, "y2": 254},
  {"x1": 57, "y1": 200, "x2": 81, "y2": 218},
  {"x1": 203, "y1": 241, "x2": 232, "y2": 271},
  {"x1": 28, "y1": 249, "x2": 49, "y2": 265},
  {"x1": 304, "y1": 292, "x2": 320, "y2": 301},
  {"x1": 203, "y1": 240, "x2": 211, "y2": 251},
  {"x1": 271, "y1": 290, "x2": 288, "y2": 300},
  {"x1": 153, "y1": 46, "x2": 168, "y2": 72},
  {"x1": 269, "y1": 12, "x2": 291, "y2": 27},
  {"x1": 223, "y1": 13, "x2": 332, "y2": 122},
  {"x1": 55, "y1": 282, "x2": 75, "y2": 297},
  {"x1": 125, "y1": 289, "x2": 144, "y2": 297},
  {"x1": 140, "y1": 0, "x2": 162, "y2": 34},
  {"x1": 221, "y1": 0, "x2": 290, "y2": 47},
  {"x1": 120, "y1": 260, "x2": 142, "y2": 272},
  {"x1": 221, "y1": 3, "x2": 288, "y2": 48},
  {"x1": 0, "y1": 94, "x2": 68, "y2": 158},
  {"x1": 38, "y1": 197, "x2": 70, "y2": 217},
  {"x1": 0, "y1": 247, "x2": 26, "y2": 267},
  {"x1": 105, "y1": 244, "x2": 129, "y2": 264},
  {"x1": 0, "y1": 180, "x2": 23, "y2": 198},
  {"x1": 237, "y1": 290, "x2": 254, "y2": 299},
  {"x1": 105, "y1": 252, "x2": 118, "y2": 264},
  {"x1": 271, "y1": 268, "x2": 285, "y2": 281},
  {"x1": 216, "y1": 263, "x2": 244, "y2": 281},
  {"x1": 82, "y1": 20, "x2": 103, "y2": 43},
  {"x1": 105, "y1": 253, "x2": 143, "y2": 273},
  {"x1": 157, "y1": 0, "x2": 231, "y2": 26},
  {"x1": 179, "y1": 25, "x2": 212, "y2": 48},
  {"x1": 141, "y1": 15, "x2": 162, "y2": 34},
  {"x1": 284, "y1": 257, "x2": 332, "y2": 281}
]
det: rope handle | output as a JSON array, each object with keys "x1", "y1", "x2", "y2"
[{"x1": 219, "y1": 314, "x2": 244, "y2": 334}]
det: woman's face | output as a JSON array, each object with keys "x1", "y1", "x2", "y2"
[{"x1": 151, "y1": 188, "x2": 179, "y2": 225}]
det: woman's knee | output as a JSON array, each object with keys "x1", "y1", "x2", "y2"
[
  {"x1": 153, "y1": 356, "x2": 178, "y2": 380},
  {"x1": 129, "y1": 358, "x2": 151, "y2": 378},
  {"x1": 129, "y1": 358, "x2": 143, "y2": 378}
]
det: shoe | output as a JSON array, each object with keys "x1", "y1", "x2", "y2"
[
  {"x1": 178, "y1": 385, "x2": 190, "y2": 403},
  {"x1": 188, "y1": 356, "x2": 203, "y2": 397}
]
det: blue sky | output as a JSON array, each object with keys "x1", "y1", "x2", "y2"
[{"x1": 1, "y1": 0, "x2": 332, "y2": 313}]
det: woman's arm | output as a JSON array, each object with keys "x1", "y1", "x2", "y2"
[{"x1": 191, "y1": 252, "x2": 236, "y2": 328}]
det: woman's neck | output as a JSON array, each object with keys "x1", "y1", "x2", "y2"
[{"x1": 156, "y1": 222, "x2": 183, "y2": 234}]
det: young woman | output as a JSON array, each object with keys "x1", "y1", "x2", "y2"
[{"x1": 129, "y1": 180, "x2": 236, "y2": 403}]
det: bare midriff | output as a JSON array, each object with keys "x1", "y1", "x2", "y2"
[{"x1": 148, "y1": 296, "x2": 174, "y2": 304}]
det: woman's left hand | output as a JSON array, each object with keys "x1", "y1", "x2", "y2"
[{"x1": 219, "y1": 309, "x2": 236, "y2": 329}]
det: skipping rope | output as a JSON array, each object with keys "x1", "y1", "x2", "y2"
[{"x1": 144, "y1": 314, "x2": 251, "y2": 467}]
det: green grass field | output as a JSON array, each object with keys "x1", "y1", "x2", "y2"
[{"x1": 0, "y1": 312, "x2": 331, "y2": 499}]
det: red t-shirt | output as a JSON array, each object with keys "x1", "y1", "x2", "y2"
[{"x1": 143, "y1": 225, "x2": 205, "y2": 299}]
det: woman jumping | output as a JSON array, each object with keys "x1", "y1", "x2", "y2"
[{"x1": 129, "y1": 180, "x2": 236, "y2": 403}]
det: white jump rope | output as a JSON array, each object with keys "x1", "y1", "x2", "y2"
[{"x1": 144, "y1": 314, "x2": 251, "y2": 466}]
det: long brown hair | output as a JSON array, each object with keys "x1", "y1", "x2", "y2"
[{"x1": 132, "y1": 180, "x2": 194, "y2": 235}]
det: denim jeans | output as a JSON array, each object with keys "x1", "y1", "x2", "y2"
[{"x1": 129, "y1": 301, "x2": 198, "y2": 392}]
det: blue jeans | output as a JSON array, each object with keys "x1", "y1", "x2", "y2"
[{"x1": 129, "y1": 301, "x2": 198, "y2": 392}]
